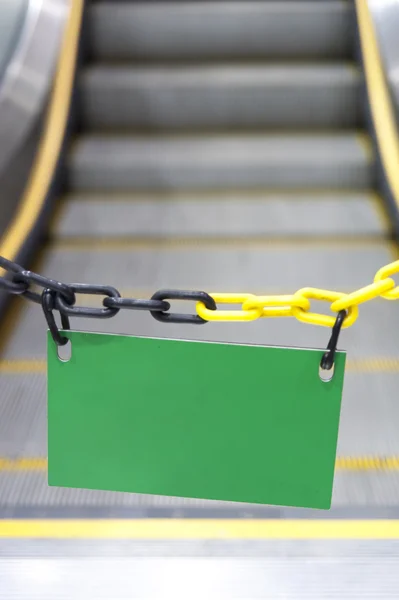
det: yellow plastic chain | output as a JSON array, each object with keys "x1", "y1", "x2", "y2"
[{"x1": 196, "y1": 260, "x2": 399, "y2": 328}]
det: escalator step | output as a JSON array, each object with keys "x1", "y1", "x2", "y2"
[
  {"x1": 53, "y1": 192, "x2": 385, "y2": 238},
  {"x1": 68, "y1": 133, "x2": 374, "y2": 191},
  {"x1": 80, "y1": 64, "x2": 362, "y2": 131},
  {"x1": 88, "y1": 1, "x2": 354, "y2": 62}
]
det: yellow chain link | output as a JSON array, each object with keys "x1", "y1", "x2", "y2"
[{"x1": 195, "y1": 259, "x2": 399, "y2": 328}]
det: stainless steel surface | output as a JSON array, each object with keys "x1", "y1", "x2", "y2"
[
  {"x1": 1, "y1": 538, "x2": 399, "y2": 559},
  {"x1": 0, "y1": 0, "x2": 28, "y2": 81},
  {"x1": 0, "y1": 0, "x2": 69, "y2": 179},
  {"x1": 1, "y1": 547, "x2": 399, "y2": 599},
  {"x1": 367, "y1": 0, "x2": 399, "y2": 116}
]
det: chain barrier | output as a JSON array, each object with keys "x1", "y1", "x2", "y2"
[{"x1": 1, "y1": 254, "x2": 398, "y2": 369}]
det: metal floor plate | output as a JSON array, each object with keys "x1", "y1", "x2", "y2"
[{"x1": 1, "y1": 545, "x2": 399, "y2": 599}]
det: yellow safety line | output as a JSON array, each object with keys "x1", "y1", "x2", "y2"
[
  {"x1": 0, "y1": 519, "x2": 399, "y2": 539},
  {"x1": 356, "y1": 0, "x2": 399, "y2": 211},
  {"x1": 50, "y1": 236, "x2": 392, "y2": 252},
  {"x1": 74, "y1": 128, "x2": 369, "y2": 140},
  {"x1": 0, "y1": 458, "x2": 47, "y2": 471},
  {"x1": 0, "y1": 0, "x2": 84, "y2": 268},
  {"x1": 1, "y1": 456, "x2": 399, "y2": 473},
  {"x1": 347, "y1": 358, "x2": 399, "y2": 373},
  {"x1": 0, "y1": 360, "x2": 46, "y2": 374},
  {"x1": 3, "y1": 357, "x2": 399, "y2": 374},
  {"x1": 58, "y1": 189, "x2": 385, "y2": 201}
]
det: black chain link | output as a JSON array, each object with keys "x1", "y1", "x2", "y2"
[
  {"x1": 0, "y1": 256, "x2": 216, "y2": 345},
  {"x1": 42, "y1": 289, "x2": 70, "y2": 347},
  {"x1": 55, "y1": 283, "x2": 121, "y2": 319},
  {"x1": 150, "y1": 290, "x2": 216, "y2": 324},
  {"x1": 320, "y1": 310, "x2": 347, "y2": 372}
]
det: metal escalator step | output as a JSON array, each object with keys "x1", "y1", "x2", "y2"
[
  {"x1": 88, "y1": 2, "x2": 354, "y2": 62},
  {"x1": 53, "y1": 192, "x2": 386, "y2": 238},
  {"x1": 1, "y1": 243, "x2": 397, "y2": 361},
  {"x1": 68, "y1": 133, "x2": 374, "y2": 191},
  {"x1": 80, "y1": 64, "x2": 361, "y2": 131},
  {"x1": 1, "y1": 470, "x2": 399, "y2": 510}
]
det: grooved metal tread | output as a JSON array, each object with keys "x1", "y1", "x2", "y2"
[
  {"x1": 68, "y1": 133, "x2": 373, "y2": 191},
  {"x1": 88, "y1": 1, "x2": 353, "y2": 61},
  {"x1": 1, "y1": 470, "x2": 399, "y2": 510},
  {"x1": 2, "y1": 549, "x2": 399, "y2": 599},
  {"x1": 52, "y1": 192, "x2": 386, "y2": 238},
  {"x1": 80, "y1": 64, "x2": 361, "y2": 130},
  {"x1": 3, "y1": 538, "x2": 399, "y2": 559}
]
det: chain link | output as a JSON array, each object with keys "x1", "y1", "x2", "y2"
[
  {"x1": 1, "y1": 255, "x2": 399, "y2": 330},
  {"x1": 195, "y1": 259, "x2": 399, "y2": 328}
]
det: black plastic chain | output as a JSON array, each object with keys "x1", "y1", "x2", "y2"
[
  {"x1": 0, "y1": 256, "x2": 217, "y2": 345},
  {"x1": 320, "y1": 310, "x2": 347, "y2": 372},
  {"x1": 150, "y1": 290, "x2": 216, "y2": 324},
  {"x1": 42, "y1": 290, "x2": 70, "y2": 347}
]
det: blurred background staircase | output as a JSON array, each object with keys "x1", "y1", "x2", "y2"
[{"x1": 2, "y1": 0, "x2": 398, "y2": 517}]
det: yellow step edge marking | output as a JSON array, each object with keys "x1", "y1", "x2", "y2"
[
  {"x1": 1, "y1": 456, "x2": 399, "y2": 473},
  {"x1": 0, "y1": 360, "x2": 47, "y2": 374},
  {"x1": 73, "y1": 129, "x2": 369, "y2": 140},
  {"x1": 0, "y1": 519, "x2": 399, "y2": 540},
  {"x1": 0, "y1": 458, "x2": 47, "y2": 471},
  {"x1": 3, "y1": 358, "x2": 399, "y2": 374},
  {"x1": 50, "y1": 236, "x2": 391, "y2": 253},
  {"x1": 347, "y1": 358, "x2": 399, "y2": 373},
  {"x1": 56, "y1": 189, "x2": 384, "y2": 202}
]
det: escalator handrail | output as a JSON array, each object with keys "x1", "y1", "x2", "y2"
[
  {"x1": 356, "y1": 0, "x2": 399, "y2": 211},
  {"x1": 0, "y1": 0, "x2": 84, "y2": 266}
]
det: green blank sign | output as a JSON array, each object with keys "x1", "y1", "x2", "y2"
[{"x1": 47, "y1": 331, "x2": 345, "y2": 509}]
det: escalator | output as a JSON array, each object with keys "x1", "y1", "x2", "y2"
[{"x1": 1, "y1": 0, "x2": 399, "y2": 596}]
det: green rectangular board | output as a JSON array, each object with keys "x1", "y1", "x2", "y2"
[{"x1": 47, "y1": 331, "x2": 346, "y2": 509}]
